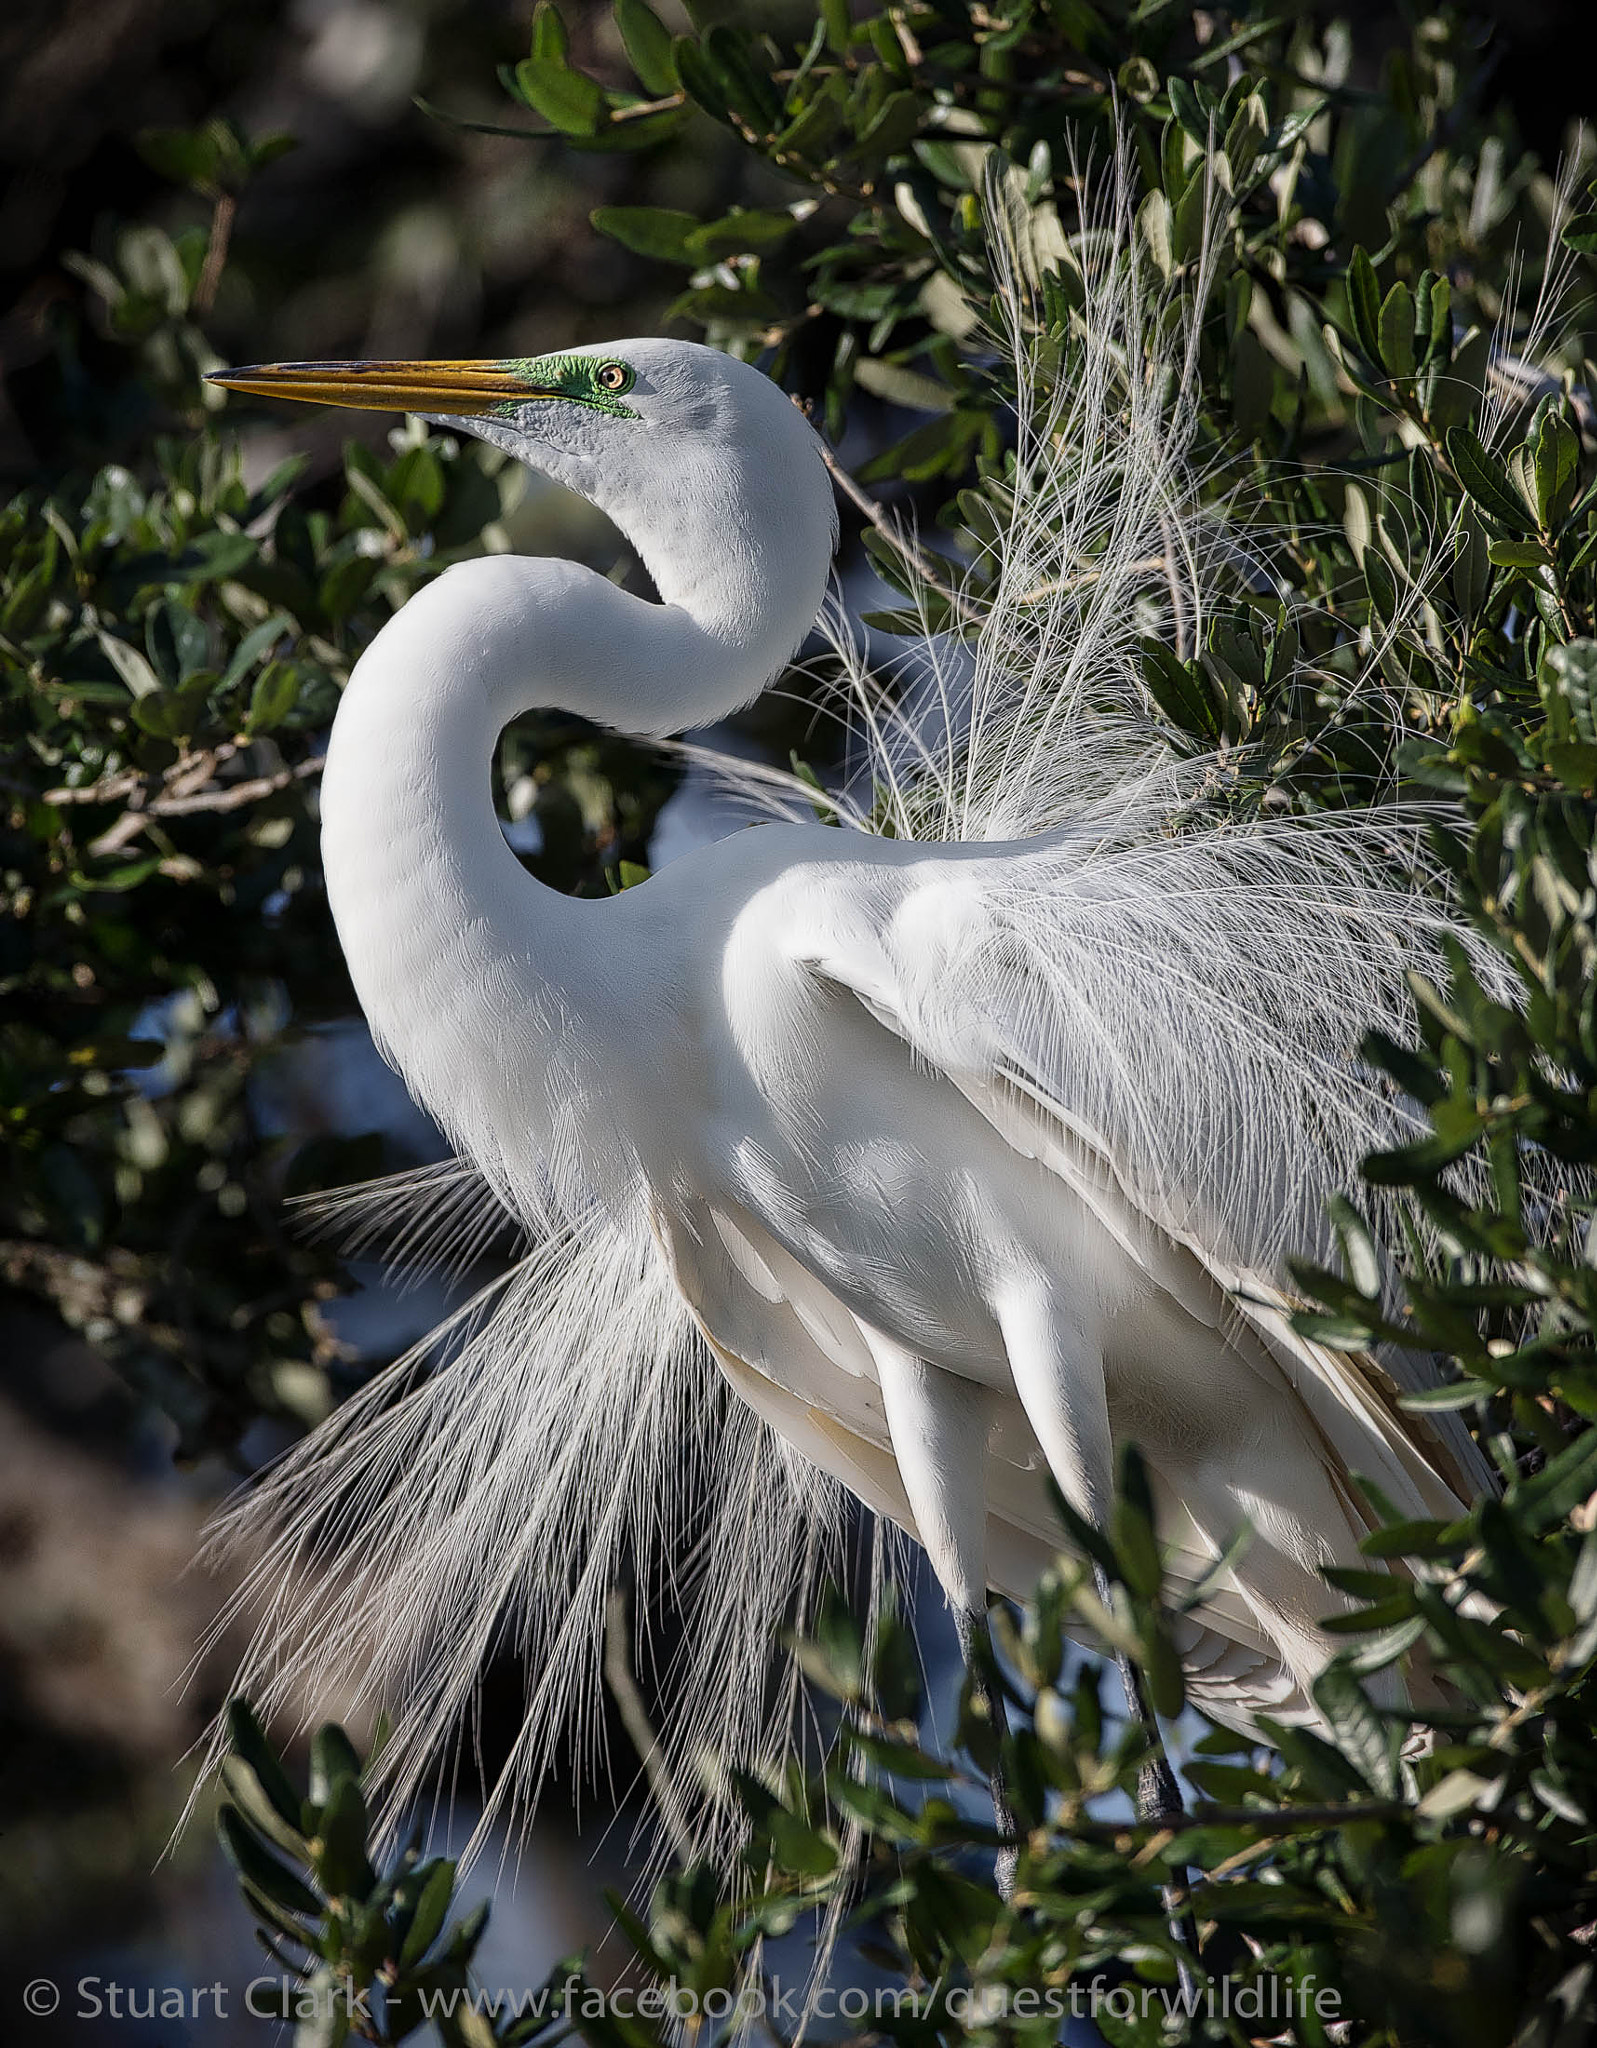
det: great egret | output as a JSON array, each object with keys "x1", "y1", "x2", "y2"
[{"x1": 207, "y1": 211, "x2": 1492, "y2": 1871}]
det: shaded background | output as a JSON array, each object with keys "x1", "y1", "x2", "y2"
[
  {"x1": 0, "y1": 0, "x2": 785, "y2": 2027},
  {"x1": 2, "y1": 0, "x2": 1591, "y2": 2033}
]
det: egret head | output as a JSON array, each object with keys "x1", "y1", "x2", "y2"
[{"x1": 207, "y1": 341, "x2": 835, "y2": 619}]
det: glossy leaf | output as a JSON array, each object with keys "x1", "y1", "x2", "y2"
[
  {"x1": 1346, "y1": 246, "x2": 1384, "y2": 364},
  {"x1": 218, "y1": 1807, "x2": 324, "y2": 1918},
  {"x1": 513, "y1": 55, "x2": 606, "y2": 136},
  {"x1": 614, "y1": 0, "x2": 678, "y2": 95},
  {"x1": 590, "y1": 205, "x2": 700, "y2": 261},
  {"x1": 1446, "y1": 426, "x2": 1533, "y2": 531}
]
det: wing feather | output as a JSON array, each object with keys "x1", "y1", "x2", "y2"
[{"x1": 779, "y1": 865, "x2": 1495, "y2": 1517}]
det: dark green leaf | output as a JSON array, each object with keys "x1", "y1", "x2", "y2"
[
  {"x1": 1446, "y1": 427, "x2": 1533, "y2": 531},
  {"x1": 530, "y1": 0, "x2": 569, "y2": 63},
  {"x1": 700, "y1": 24, "x2": 784, "y2": 133},
  {"x1": 1488, "y1": 538, "x2": 1553, "y2": 571},
  {"x1": 1533, "y1": 410, "x2": 1581, "y2": 528},
  {"x1": 309, "y1": 1723, "x2": 363, "y2": 1807},
  {"x1": 226, "y1": 1700, "x2": 303, "y2": 1832},
  {"x1": 218, "y1": 613, "x2": 291, "y2": 691},
  {"x1": 1562, "y1": 211, "x2": 1597, "y2": 255},
  {"x1": 1453, "y1": 505, "x2": 1490, "y2": 616},
  {"x1": 1167, "y1": 74, "x2": 1212, "y2": 145},
  {"x1": 1140, "y1": 1617, "x2": 1186, "y2": 1719},
  {"x1": 686, "y1": 209, "x2": 796, "y2": 260},
  {"x1": 1512, "y1": 1427, "x2": 1597, "y2": 1531},
  {"x1": 1544, "y1": 742, "x2": 1597, "y2": 790},
  {"x1": 1310, "y1": 1663, "x2": 1397, "y2": 1795},
  {"x1": 1378, "y1": 280, "x2": 1415, "y2": 378},
  {"x1": 614, "y1": 0, "x2": 679, "y2": 94},
  {"x1": 513, "y1": 56, "x2": 606, "y2": 136},
  {"x1": 1112, "y1": 1444, "x2": 1163, "y2": 1600},
  {"x1": 312, "y1": 1776, "x2": 376, "y2": 1900},
  {"x1": 1347, "y1": 247, "x2": 1384, "y2": 364},
  {"x1": 1140, "y1": 637, "x2": 1220, "y2": 738},
  {"x1": 671, "y1": 37, "x2": 734, "y2": 126},
  {"x1": 775, "y1": 83, "x2": 846, "y2": 158},
  {"x1": 590, "y1": 205, "x2": 700, "y2": 262},
  {"x1": 246, "y1": 662, "x2": 299, "y2": 733},
  {"x1": 855, "y1": 91, "x2": 922, "y2": 161},
  {"x1": 218, "y1": 1806, "x2": 323, "y2": 1919}
]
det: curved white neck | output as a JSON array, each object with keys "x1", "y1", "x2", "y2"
[{"x1": 320, "y1": 515, "x2": 827, "y2": 1197}]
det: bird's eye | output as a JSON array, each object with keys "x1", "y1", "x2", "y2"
[{"x1": 595, "y1": 362, "x2": 631, "y2": 394}]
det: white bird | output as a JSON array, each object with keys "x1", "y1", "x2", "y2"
[{"x1": 206, "y1": 201, "x2": 1492, "y2": 1864}]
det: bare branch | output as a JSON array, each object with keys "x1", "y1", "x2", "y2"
[
  {"x1": 149, "y1": 755, "x2": 323, "y2": 818},
  {"x1": 64, "y1": 749, "x2": 325, "y2": 859},
  {"x1": 814, "y1": 437, "x2": 983, "y2": 628},
  {"x1": 47, "y1": 743, "x2": 241, "y2": 808},
  {"x1": 603, "y1": 1585, "x2": 697, "y2": 1870},
  {"x1": 46, "y1": 768, "x2": 145, "y2": 806},
  {"x1": 194, "y1": 191, "x2": 237, "y2": 317},
  {"x1": 89, "y1": 809, "x2": 152, "y2": 859}
]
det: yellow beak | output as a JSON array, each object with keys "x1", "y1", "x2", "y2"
[{"x1": 206, "y1": 359, "x2": 540, "y2": 416}]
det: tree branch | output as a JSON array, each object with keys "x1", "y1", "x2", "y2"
[
  {"x1": 43, "y1": 745, "x2": 325, "y2": 858},
  {"x1": 194, "y1": 191, "x2": 236, "y2": 316},
  {"x1": 815, "y1": 437, "x2": 982, "y2": 627},
  {"x1": 83, "y1": 756, "x2": 323, "y2": 857},
  {"x1": 603, "y1": 1585, "x2": 698, "y2": 1870}
]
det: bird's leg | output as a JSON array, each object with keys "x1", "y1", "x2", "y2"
[
  {"x1": 997, "y1": 1285, "x2": 1197, "y2": 1969},
  {"x1": 1090, "y1": 1557, "x2": 1198, "y2": 1985},
  {"x1": 954, "y1": 1604, "x2": 1019, "y2": 1899},
  {"x1": 1095, "y1": 1568, "x2": 1186, "y2": 1826},
  {"x1": 861, "y1": 1332, "x2": 1017, "y2": 1897},
  {"x1": 1119, "y1": 1640, "x2": 1200, "y2": 1996}
]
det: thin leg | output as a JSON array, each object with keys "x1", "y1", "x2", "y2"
[
  {"x1": 955, "y1": 1605, "x2": 1019, "y2": 1900},
  {"x1": 860, "y1": 1332, "x2": 1017, "y2": 1897},
  {"x1": 996, "y1": 1281, "x2": 1177, "y2": 1808},
  {"x1": 1093, "y1": 1561, "x2": 1185, "y2": 1825},
  {"x1": 1091, "y1": 1558, "x2": 1198, "y2": 1984},
  {"x1": 999, "y1": 1284, "x2": 1196, "y2": 1967}
]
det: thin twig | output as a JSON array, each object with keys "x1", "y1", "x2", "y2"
[
  {"x1": 414, "y1": 90, "x2": 683, "y2": 143},
  {"x1": 194, "y1": 191, "x2": 236, "y2": 317},
  {"x1": 47, "y1": 742, "x2": 241, "y2": 806},
  {"x1": 815, "y1": 438, "x2": 982, "y2": 626},
  {"x1": 47, "y1": 768, "x2": 151, "y2": 806},
  {"x1": 142, "y1": 755, "x2": 323, "y2": 818},
  {"x1": 602, "y1": 1585, "x2": 697, "y2": 1870},
  {"x1": 89, "y1": 806, "x2": 151, "y2": 859},
  {"x1": 1002, "y1": 1794, "x2": 1414, "y2": 1854},
  {"x1": 79, "y1": 754, "x2": 324, "y2": 859}
]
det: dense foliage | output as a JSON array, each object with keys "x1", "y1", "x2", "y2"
[
  {"x1": 7, "y1": 0, "x2": 1597, "y2": 2042},
  {"x1": 2, "y1": 126, "x2": 676, "y2": 1458}
]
